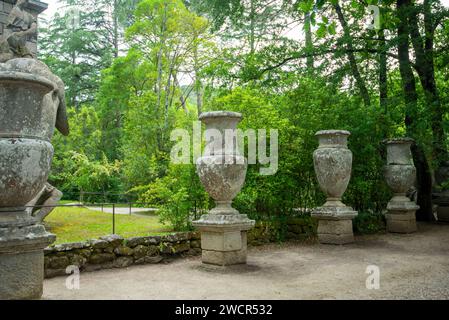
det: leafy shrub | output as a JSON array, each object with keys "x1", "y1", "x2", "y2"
[{"x1": 353, "y1": 212, "x2": 386, "y2": 235}]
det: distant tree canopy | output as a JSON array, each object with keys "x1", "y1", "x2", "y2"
[{"x1": 40, "y1": 0, "x2": 449, "y2": 230}]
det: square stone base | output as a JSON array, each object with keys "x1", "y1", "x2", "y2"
[
  {"x1": 386, "y1": 212, "x2": 417, "y2": 233},
  {"x1": 0, "y1": 224, "x2": 55, "y2": 300},
  {"x1": 317, "y1": 219, "x2": 355, "y2": 245},
  {"x1": 0, "y1": 250, "x2": 45, "y2": 300},
  {"x1": 201, "y1": 231, "x2": 248, "y2": 266}
]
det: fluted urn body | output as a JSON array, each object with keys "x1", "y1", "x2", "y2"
[
  {"x1": 313, "y1": 130, "x2": 353, "y2": 208},
  {"x1": 384, "y1": 138, "x2": 419, "y2": 233},
  {"x1": 312, "y1": 130, "x2": 357, "y2": 245},
  {"x1": 0, "y1": 71, "x2": 56, "y2": 227},
  {"x1": 196, "y1": 111, "x2": 248, "y2": 216},
  {"x1": 193, "y1": 111, "x2": 254, "y2": 266},
  {"x1": 384, "y1": 138, "x2": 417, "y2": 203}
]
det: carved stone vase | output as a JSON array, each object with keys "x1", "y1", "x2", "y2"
[
  {"x1": 193, "y1": 111, "x2": 255, "y2": 266},
  {"x1": 0, "y1": 61, "x2": 59, "y2": 299},
  {"x1": 384, "y1": 138, "x2": 419, "y2": 233},
  {"x1": 312, "y1": 130, "x2": 358, "y2": 245}
]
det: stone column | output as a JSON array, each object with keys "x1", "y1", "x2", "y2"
[
  {"x1": 384, "y1": 138, "x2": 419, "y2": 233},
  {"x1": 312, "y1": 130, "x2": 358, "y2": 245},
  {"x1": 193, "y1": 111, "x2": 255, "y2": 266},
  {"x1": 0, "y1": 70, "x2": 57, "y2": 300}
]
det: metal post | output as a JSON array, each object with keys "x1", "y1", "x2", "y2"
[
  {"x1": 129, "y1": 202, "x2": 132, "y2": 216},
  {"x1": 112, "y1": 203, "x2": 116, "y2": 235}
]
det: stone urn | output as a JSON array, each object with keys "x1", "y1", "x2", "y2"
[
  {"x1": 0, "y1": 59, "x2": 67, "y2": 299},
  {"x1": 193, "y1": 111, "x2": 255, "y2": 266},
  {"x1": 311, "y1": 130, "x2": 358, "y2": 245},
  {"x1": 384, "y1": 138, "x2": 419, "y2": 233}
]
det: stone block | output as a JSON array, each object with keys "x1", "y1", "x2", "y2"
[
  {"x1": 100, "y1": 235, "x2": 124, "y2": 248},
  {"x1": 90, "y1": 239, "x2": 109, "y2": 249},
  {"x1": 114, "y1": 246, "x2": 134, "y2": 257},
  {"x1": 88, "y1": 253, "x2": 115, "y2": 265},
  {"x1": 173, "y1": 242, "x2": 190, "y2": 253},
  {"x1": 133, "y1": 245, "x2": 150, "y2": 259},
  {"x1": 190, "y1": 240, "x2": 201, "y2": 249},
  {"x1": 318, "y1": 233, "x2": 354, "y2": 245},
  {"x1": 113, "y1": 256, "x2": 133, "y2": 268},
  {"x1": 202, "y1": 249, "x2": 247, "y2": 266},
  {"x1": 386, "y1": 213, "x2": 417, "y2": 233},
  {"x1": 48, "y1": 255, "x2": 70, "y2": 269},
  {"x1": 0, "y1": 250, "x2": 44, "y2": 300},
  {"x1": 318, "y1": 219, "x2": 353, "y2": 235},
  {"x1": 201, "y1": 231, "x2": 243, "y2": 252}
]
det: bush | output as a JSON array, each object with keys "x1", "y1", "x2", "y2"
[{"x1": 353, "y1": 212, "x2": 386, "y2": 235}]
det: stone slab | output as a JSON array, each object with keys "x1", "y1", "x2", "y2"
[
  {"x1": 312, "y1": 206, "x2": 358, "y2": 221},
  {"x1": 317, "y1": 233, "x2": 354, "y2": 245},
  {"x1": 386, "y1": 214, "x2": 417, "y2": 234},
  {"x1": 317, "y1": 219, "x2": 353, "y2": 235},
  {"x1": 201, "y1": 231, "x2": 243, "y2": 252},
  {"x1": 0, "y1": 250, "x2": 44, "y2": 300},
  {"x1": 202, "y1": 248, "x2": 247, "y2": 266},
  {"x1": 200, "y1": 232, "x2": 248, "y2": 266}
]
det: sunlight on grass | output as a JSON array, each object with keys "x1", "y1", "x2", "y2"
[{"x1": 44, "y1": 205, "x2": 173, "y2": 244}]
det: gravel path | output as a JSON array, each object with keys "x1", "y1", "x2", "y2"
[{"x1": 43, "y1": 223, "x2": 449, "y2": 300}]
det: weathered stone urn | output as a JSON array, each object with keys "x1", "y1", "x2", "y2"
[
  {"x1": 0, "y1": 58, "x2": 68, "y2": 299},
  {"x1": 311, "y1": 130, "x2": 358, "y2": 245},
  {"x1": 193, "y1": 111, "x2": 255, "y2": 266},
  {"x1": 384, "y1": 138, "x2": 419, "y2": 233}
]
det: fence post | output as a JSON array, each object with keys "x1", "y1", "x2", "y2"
[{"x1": 112, "y1": 203, "x2": 116, "y2": 235}]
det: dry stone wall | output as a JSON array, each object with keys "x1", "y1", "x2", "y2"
[{"x1": 44, "y1": 217, "x2": 318, "y2": 278}]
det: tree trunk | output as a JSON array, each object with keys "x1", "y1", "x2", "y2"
[
  {"x1": 113, "y1": 0, "x2": 119, "y2": 58},
  {"x1": 334, "y1": 2, "x2": 371, "y2": 107},
  {"x1": 407, "y1": 0, "x2": 448, "y2": 167},
  {"x1": 378, "y1": 29, "x2": 388, "y2": 113},
  {"x1": 304, "y1": 12, "x2": 314, "y2": 71},
  {"x1": 397, "y1": 0, "x2": 434, "y2": 221}
]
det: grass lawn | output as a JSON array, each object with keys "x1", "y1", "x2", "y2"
[{"x1": 45, "y1": 205, "x2": 173, "y2": 245}]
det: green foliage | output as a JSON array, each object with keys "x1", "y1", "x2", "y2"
[
  {"x1": 353, "y1": 212, "x2": 387, "y2": 235},
  {"x1": 133, "y1": 164, "x2": 209, "y2": 231},
  {"x1": 41, "y1": 0, "x2": 449, "y2": 234}
]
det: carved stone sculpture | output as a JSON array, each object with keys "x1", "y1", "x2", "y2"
[
  {"x1": 0, "y1": 0, "x2": 37, "y2": 63},
  {"x1": 311, "y1": 130, "x2": 358, "y2": 245},
  {"x1": 384, "y1": 138, "x2": 419, "y2": 233},
  {"x1": 0, "y1": 0, "x2": 69, "y2": 300},
  {"x1": 193, "y1": 111, "x2": 255, "y2": 266}
]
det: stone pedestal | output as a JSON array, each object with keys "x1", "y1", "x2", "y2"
[
  {"x1": 384, "y1": 138, "x2": 419, "y2": 234},
  {"x1": 312, "y1": 130, "x2": 358, "y2": 245},
  {"x1": 193, "y1": 111, "x2": 254, "y2": 266},
  {"x1": 193, "y1": 214, "x2": 254, "y2": 266},
  {"x1": 313, "y1": 206, "x2": 357, "y2": 245},
  {"x1": 0, "y1": 223, "x2": 55, "y2": 300},
  {"x1": 385, "y1": 198, "x2": 418, "y2": 233}
]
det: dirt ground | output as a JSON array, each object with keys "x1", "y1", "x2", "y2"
[{"x1": 43, "y1": 223, "x2": 449, "y2": 300}]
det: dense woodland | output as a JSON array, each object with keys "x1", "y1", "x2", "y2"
[{"x1": 39, "y1": 0, "x2": 449, "y2": 231}]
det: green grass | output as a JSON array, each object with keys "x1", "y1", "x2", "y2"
[{"x1": 45, "y1": 205, "x2": 173, "y2": 245}]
